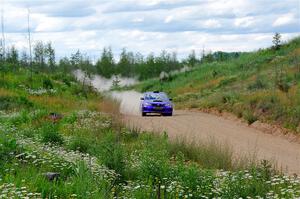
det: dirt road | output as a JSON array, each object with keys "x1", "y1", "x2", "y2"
[
  {"x1": 123, "y1": 110, "x2": 300, "y2": 175},
  {"x1": 77, "y1": 72, "x2": 300, "y2": 175}
]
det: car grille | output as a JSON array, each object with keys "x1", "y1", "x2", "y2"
[{"x1": 151, "y1": 103, "x2": 164, "y2": 107}]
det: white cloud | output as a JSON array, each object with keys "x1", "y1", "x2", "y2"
[
  {"x1": 234, "y1": 17, "x2": 255, "y2": 28},
  {"x1": 1, "y1": 0, "x2": 299, "y2": 59},
  {"x1": 164, "y1": 15, "x2": 174, "y2": 23},
  {"x1": 34, "y1": 16, "x2": 69, "y2": 32},
  {"x1": 203, "y1": 19, "x2": 221, "y2": 28},
  {"x1": 273, "y1": 13, "x2": 296, "y2": 27},
  {"x1": 132, "y1": 17, "x2": 144, "y2": 23}
]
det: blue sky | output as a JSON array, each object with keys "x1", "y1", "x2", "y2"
[{"x1": 3, "y1": 0, "x2": 300, "y2": 60}]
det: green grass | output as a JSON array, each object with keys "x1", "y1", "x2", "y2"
[
  {"x1": 132, "y1": 37, "x2": 300, "y2": 132},
  {"x1": 1, "y1": 108, "x2": 299, "y2": 198}
]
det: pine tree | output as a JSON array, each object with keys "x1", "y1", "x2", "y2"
[
  {"x1": 96, "y1": 47, "x2": 115, "y2": 78},
  {"x1": 45, "y1": 42, "x2": 55, "y2": 71},
  {"x1": 187, "y1": 50, "x2": 197, "y2": 67},
  {"x1": 272, "y1": 32, "x2": 281, "y2": 50},
  {"x1": 33, "y1": 41, "x2": 45, "y2": 69}
]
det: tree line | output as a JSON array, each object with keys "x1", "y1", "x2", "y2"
[{"x1": 0, "y1": 41, "x2": 241, "y2": 80}]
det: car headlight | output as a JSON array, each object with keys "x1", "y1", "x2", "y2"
[
  {"x1": 143, "y1": 102, "x2": 151, "y2": 106},
  {"x1": 165, "y1": 103, "x2": 172, "y2": 107}
]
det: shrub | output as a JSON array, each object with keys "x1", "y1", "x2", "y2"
[
  {"x1": 9, "y1": 110, "x2": 31, "y2": 125},
  {"x1": 217, "y1": 76, "x2": 237, "y2": 88},
  {"x1": 98, "y1": 132, "x2": 125, "y2": 178},
  {"x1": 141, "y1": 83, "x2": 155, "y2": 93},
  {"x1": 62, "y1": 77, "x2": 71, "y2": 87},
  {"x1": 138, "y1": 147, "x2": 169, "y2": 180},
  {"x1": 68, "y1": 136, "x2": 90, "y2": 153},
  {"x1": 243, "y1": 111, "x2": 258, "y2": 125},
  {"x1": 220, "y1": 92, "x2": 238, "y2": 105},
  {"x1": 257, "y1": 95, "x2": 278, "y2": 113},
  {"x1": 0, "y1": 133, "x2": 19, "y2": 164},
  {"x1": 41, "y1": 123, "x2": 64, "y2": 145},
  {"x1": 275, "y1": 67, "x2": 292, "y2": 93},
  {"x1": 0, "y1": 96, "x2": 33, "y2": 110},
  {"x1": 43, "y1": 78, "x2": 54, "y2": 89},
  {"x1": 189, "y1": 103, "x2": 199, "y2": 108},
  {"x1": 248, "y1": 76, "x2": 268, "y2": 90}
]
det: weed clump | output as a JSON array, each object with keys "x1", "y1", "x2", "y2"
[
  {"x1": 0, "y1": 134, "x2": 19, "y2": 163},
  {"x1": 0, "y1": 96, "x2": 33, "y2": 111},
  {"x1": 243, "y1": 111, "x2": 258, "y2": 125},
  {"x1": 98, "y1": 132, "x2": 125, "y2": 178},
  {"x1": 43, "y1": 78, "x2": 54, "y2": 89},
  {"x1": 68, "y1": 135, "x2": 90, "y2": 153},
  {"x1": 41, "y1": 123, "x2": 64, "y2": 145},
  {"x1": 248, "y1": 76, "x2": 268, "y2": 90}
]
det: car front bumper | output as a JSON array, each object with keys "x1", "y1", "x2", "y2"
[{"x1": 141, "y1": 106, "x2": 173, "y2": 113}]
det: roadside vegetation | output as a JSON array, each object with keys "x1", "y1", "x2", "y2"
[
  {"x1": 1, "y1": 62, "x2": 300, "y2": 198},
  {"x1": 133, "y1": 36, "x2": 300, "y2": 133}
]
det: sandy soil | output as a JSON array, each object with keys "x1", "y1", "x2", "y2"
[{"x1": 123, "y1": 110, "x2": 300, "y2": 175}]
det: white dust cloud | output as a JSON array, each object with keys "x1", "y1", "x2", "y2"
[
  {"x1": 73, "y1": 69, "x2": 137, "y2": 91},
  {"x1": 74, "y1": 70, "x2": 142, "y2": 115},
  {"x1": 110, "y1": 91, "x2": 143, "y2": 115}
]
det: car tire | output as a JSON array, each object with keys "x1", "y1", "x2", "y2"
[
  {"x1": 163, "y1": 113, "x2": 172, "y2": 116},
  {"x1": 142, "y1": 112, "x2": 146, "y2": 117}
]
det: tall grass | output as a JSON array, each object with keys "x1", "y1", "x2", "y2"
[{"x1": 167, "y1": 136, "x2": 257, "y2": 170}]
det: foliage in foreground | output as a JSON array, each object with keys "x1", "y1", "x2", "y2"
[{"x1": 1, "y1": 109, "x2": 300, "y2": 198}]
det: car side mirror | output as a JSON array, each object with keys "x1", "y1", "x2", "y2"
[
  {"x1": 169, "y1": 98, "x2": 173, "y2": 101},
  {"x1": 140, "y1": 97, "x2": 144, "y2": 100}
]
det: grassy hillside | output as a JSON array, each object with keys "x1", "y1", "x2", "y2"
[
  {"x1": 1, "y1": 67, "x2": 300, "y2": 198},
  {"x1": 134, "y1": 37, "x2": 300, "y2": 132}
]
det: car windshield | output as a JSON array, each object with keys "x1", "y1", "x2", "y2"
[{"x1": 145, "y1": 93, "x2": 168, "y2": 101}]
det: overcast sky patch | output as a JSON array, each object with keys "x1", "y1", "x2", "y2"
[{"x1": 1, "y1": 0, "x2": 300, "y2": 59}]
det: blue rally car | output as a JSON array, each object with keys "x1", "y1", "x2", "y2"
[{"x1": 140, "y1": 91, "x2": 173, "y2": 116}]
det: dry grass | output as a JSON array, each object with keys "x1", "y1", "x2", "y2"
[
  {"x1": 0, "y1": 88, "x2": 17, "y2": 97},
  {"x1": 29, "y1": 95, "x2": 79, "y2": 112}
]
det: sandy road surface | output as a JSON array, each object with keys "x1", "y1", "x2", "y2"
[{"x1": 123, "y1": 110, "x2": 300, "y2": 175}]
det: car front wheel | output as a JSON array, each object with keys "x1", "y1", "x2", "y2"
[{"x1": 163, "y1": 113, "x2": 172, "y2": 116}]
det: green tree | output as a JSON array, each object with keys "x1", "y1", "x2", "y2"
[
  {"x1": 80, "y1": 55, "x2": 95, "y2": 76},
  {"x1": 117, "y1": 48, "x2": 131, "y2": 76},
  {"x1": 272, "y1": 32, "x2": 281, "y2": 50},
  {"x1": 59, "y1": 57, "x2": 72, "y2": 73},
  {"x1": 187, "y1": 50, "x2": 198, "y2": 67},
  {"x1": 203, "y1": 50, "x2": 214, "y2": 63},
  {"x1": 96, "y1": 47, "x2": 115, "y2": 78},
  {"x1": 20, "y1": 50, "x2": 29, "y2": 67},
  {"x1": 45, "y1": 42, "x2": 55, "y2": 71},
  {"x1": 33, "y1": 41, "x2": 45, "y2": 69},
  {"x1": 6, "y1": 45, "x2": 18, "y2": 65},
  {"x1": 70, "y1": 50, "x2": 82, "y2": 68}
]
